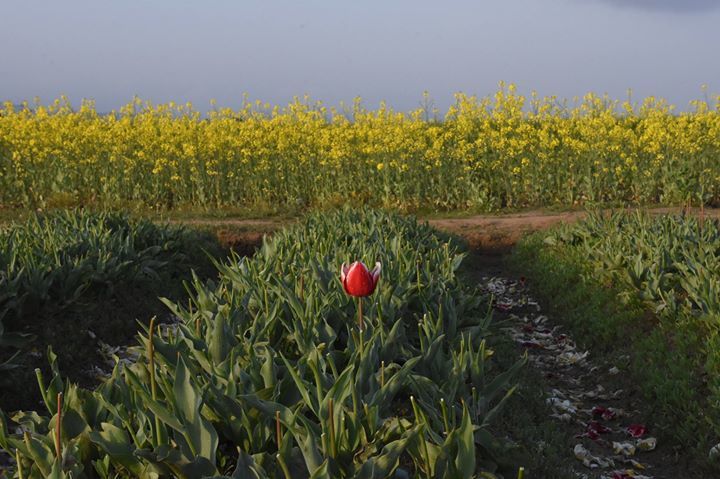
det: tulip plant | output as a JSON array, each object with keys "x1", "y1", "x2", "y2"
[
  {"x1": 0, "y1": 208, "x2": 524, "y2": 478},
  {"x1": 0, "y1": 210, "x2": 215, "y2": 382},
  {"x1": 341, "y1": 261, "x2": 381, "y2": 351}
]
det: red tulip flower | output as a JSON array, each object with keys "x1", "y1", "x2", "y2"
[
  {"x1": 341, "y1": 261, "x2": 381, "y2": 343},
  {"x1": 341, "y1": 261, "x2": 381, "y2": 297}
]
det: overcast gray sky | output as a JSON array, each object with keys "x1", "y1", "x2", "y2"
[{"x1": 1, "y1": 0, "x2": 718, "y2": 112}]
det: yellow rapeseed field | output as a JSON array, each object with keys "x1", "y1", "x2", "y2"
[{"x1": 1, "y1": 84, "x2": 719, "y2": 212}]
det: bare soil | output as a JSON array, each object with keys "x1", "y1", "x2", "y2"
[{"x1": 181, "y1": 207, "x2": 720, "y2": 254}]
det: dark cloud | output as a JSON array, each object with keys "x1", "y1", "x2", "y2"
[{"x1": 593, "y1": 0, "x2": 720, "y2": 13}]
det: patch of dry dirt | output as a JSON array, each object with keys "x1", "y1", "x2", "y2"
[
  {"x1": 177, "y1": 207, "x2": 720, "y2": 253},
  {"x1": 428, "y1": 207, "x2": 720, "y2": 252}
]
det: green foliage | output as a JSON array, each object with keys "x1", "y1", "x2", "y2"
[
  {"x1": 0, "y1": 210, "x2": 217, "y2": 371},
  {"x1": 513, "y1": 210, "x2": 720, "y2": 467},
  {"x1": 0, "y1": 210, "x2": 212, "y2": 318},
  {"x1": 0, "y1": 208, "x2": 523, "y2": 478}
]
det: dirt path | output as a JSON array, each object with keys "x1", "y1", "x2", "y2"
[
  {"x1": 452, "y1": 244, "x2": 687, "y2": 478},
  {"x1": 430, "y1": 206, "x2": 720, "y2": 252},
  {"x1": 177, "y1": 207, "x2": 720, "y2": 253},
  {"x1": 483, "y1": 273, "x2": 685, "y2": 478}
]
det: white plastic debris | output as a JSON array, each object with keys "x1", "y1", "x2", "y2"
[
  {"x1": 551, "y1": 412, "x2": 573, "y2": 422},
  {"x1": 709, "y1": 443, "x2": 720, "y2": 461},
  {"x1": 558, "y1": 350, "x2": 589, "y2": 365},
  {"x1": 636, "y1": 437, "x2": 657, "y2": 451},
  {"x1": 574, "y1": 443, "x2": 614, "y2": 469},
  {"x1": 612, "y1": 441, "x2": 637, "y2": 457},
  {"x1": 547, "y1": 397, "x2": 578, "y2": 415}
]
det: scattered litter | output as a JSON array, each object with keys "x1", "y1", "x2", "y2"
[
  {"x1": 582, "y1": 385, "x2": 607, "y2": 400},
  {"x1": 609, "y1": 389, "x2": 625, "y2": 399},
  {"x1": 559, "y1": 350, "x2": 590, "y2": 365},
  {"x1": 626, "y1": 424, "x2": 647, "y2": 439},
  {"x1": 592, "y1": 406, "x2": 618, "y2": 421},
  {"x1": 481, "y1": 276, "x2": 661, "y2": 478},
  {"x1": 709, "y1": 443, "x2": 720, "y2": 461},
  {"x1": 603, "y1": 471, "x2": 652, "y2": 479},
  {"x1": 575, "y1": 444, "x2": 614, "y2": 469},
  {"x1": 547, "y1": 396, "x2": 578, "y2": 415},
  {"x1": 612, "y1": 441, "x2": 636, "y2": 457},
  {"x1": 636, "y1": 437, "x2": 656, "y2": 452},
  {"x1": 552, "y1": 412, "x2": 573, "y2": 422},
  {"x1": 587, "y1": 421, "x2": 613, "y2": 435}
]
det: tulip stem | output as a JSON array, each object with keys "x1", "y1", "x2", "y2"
[
  {"x1": 55, "y1": 392, "x2": 63, "y2": 461},
  {"x1": 34, "y1": 368, "x2": 51, "y2": 414},
  {"x1": 277, "y1": 453, "x2": 292, "y2": 479},
  {"x1": 416, "y1": 259, "x2": 421, "y2": 289},
  {"x1": 328, "y1": 398, "x2": 336, "y2": 458},
  {"x1": 149, "y1": 318, "x2": 157, "y2": 400},
  {"x1": 264, "y1": 288, "x2": 269, "y2": 315},
  {"x1": 15, "y1": 449, "x2": 23, "y2": 479},
  {"x1": 357, "y1": 297, "x2": 364, "y2": 353},
  {"x1": 276, "y1": 410, "x2": 282, "y2": 450},
  {"x1": 440, "y1": 398, "x2": 449, "y2": 435},
  {"x1": 148, "y1": 317, "x2": 161, "y2": 446}
]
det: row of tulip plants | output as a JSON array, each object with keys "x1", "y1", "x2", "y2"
[
  {"x1": 0, "y1": 208, "x2": 524, "y2": 478},
  {"x1": 0, "y1": 210, "x2": 218, "y2": 372},
  {"x1": 516, "y1": 210, "x2": 720, "y2": 465}
]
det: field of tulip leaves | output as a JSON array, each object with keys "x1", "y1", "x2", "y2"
[
  {"x1": 2, "y1": 85, "x2": 720, "y2": 214},
  {"x1": 0, "y1": 210, "x2": 221, "y2": 412},
  {"x1": 514, "y1": 210, "x2": 720, "y2": 467},
  {"x1": 0, "y1": 208, "x2": 524, "y2": 478}
]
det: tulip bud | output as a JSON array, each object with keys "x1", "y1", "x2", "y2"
[{"x1": 340, "y1": 261, "x2": 381, "y2": 297}]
